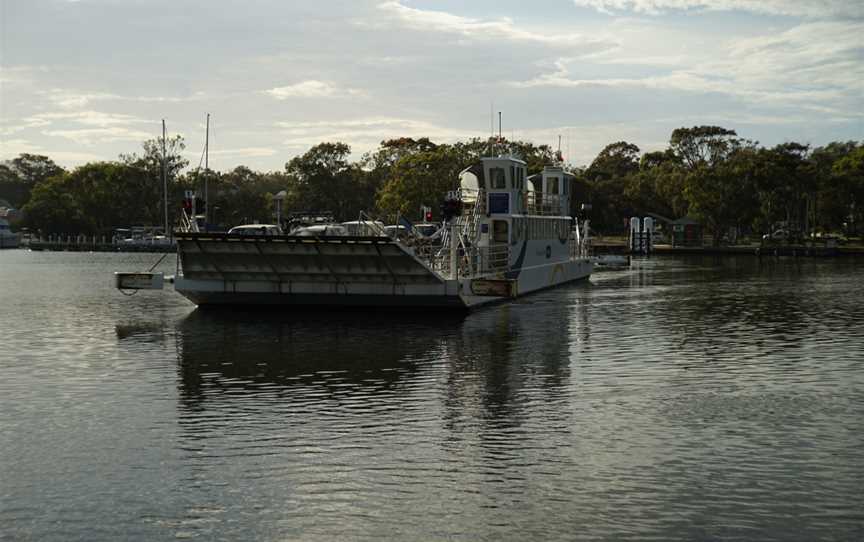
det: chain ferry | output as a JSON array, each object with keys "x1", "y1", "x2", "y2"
[{"x1": 118, "y1": 156, "x2": 593, "y2": 309}]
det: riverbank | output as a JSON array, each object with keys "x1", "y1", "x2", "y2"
[
  {"x1": 27, "y1": 240, "x2": 175, "y2": 253},
  {"x1": 593, "y1": 239, "x2": 864, "y2": 257}
]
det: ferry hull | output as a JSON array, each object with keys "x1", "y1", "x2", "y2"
[{"x1": 173, "y1": 233, "x2": 592, "y2": 310}]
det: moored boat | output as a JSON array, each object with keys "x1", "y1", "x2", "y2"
[
  {"x1": 167, "y1": 155, "x2": 592, "y2": 309},
  {"x1": 0, "y1": 219, "x2": 19, "y2": 249}
]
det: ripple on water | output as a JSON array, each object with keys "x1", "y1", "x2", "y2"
[{"x1": 1, "y1": 252, "x2": 863, "y2": 540}]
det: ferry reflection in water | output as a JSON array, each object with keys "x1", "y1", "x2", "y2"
[
  {"x1": 172, "y1": 294, "x2": 586, "y2": 417},
  {"x1": 174, "y1": 309, "x2": 466, "y2": 405},
  {"x1": 168, "y1": 294, "x2": 594, "y2": 539}
]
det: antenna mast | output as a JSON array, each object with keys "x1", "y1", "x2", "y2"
[
  {"x1": 489, "y1": 101, "x2": 494, "y2": 157},
  {"x1": 498, "y1": 111, "x2": 502, "y2": 155},
  {"x1": 558, "y1": 135, "x2": 562, "y2": 164}
]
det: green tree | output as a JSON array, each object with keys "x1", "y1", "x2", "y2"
[
  {"x1": 206, "y1": 166, "x2": 274, "y2": 226},
  {"x1": 120, "y1": 134, "x2": 188, "y2": 228},
  {"x1": 683, "y1": 147, "x2": 760, "y2": 245},
  {"x1": 585, "y1": 141, "x2": 640, "y2": 182},
  {"x1": 811, "y1": 141, "x2": 860, "y2": 233},
  {"x1": 832, "y1": 145, "x2": 864, "y2": 234},
  {"x1": 120, "y1": 134, "x2": 188, "y2": 181},
  {"x1": 580, "y1": 142, "x2": 642, "y2": 233},
  {"x1": 638, "y1": 150, "x2": 687, "y2": 218},
  {"x1": 670, "y1": 126, "x2": 742, "y2": 169},
  {"x1": 0, "y1": 154, "x2": 65, "y2": 208},
  {"x1": 376, "y1": 145, "x2": 467, "y2": 219},
  {"x1": 753, "y1": 143, "x2": 813, "y2": 236},
  {"x1": 23, "y1": 162, "x2": 158, "y2": 235},
  {"x1": 285, "y1": 142, "x2": 374, "y2": 220},
  {"x1": 21, "y1": 173, "x2": 86, "y2": 235}
]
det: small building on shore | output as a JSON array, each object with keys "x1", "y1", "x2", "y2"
[{"x1": 671, "y1": 216, "x2": 702, "y2": 247}]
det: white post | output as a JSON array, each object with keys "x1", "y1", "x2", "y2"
[
  {"x1": 629, "y1": 217, "x2": 641, "y2": 253},
  {"x1": 449, "y1": 221, "x2": 458, "y2": 279},
  {"x1": 643, "y1": 217, "x2": 654, "y2": 255}
]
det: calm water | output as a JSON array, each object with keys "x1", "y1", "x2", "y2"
[{"x1": 1, "y1": 249, "x2": 862, "y2": 541}]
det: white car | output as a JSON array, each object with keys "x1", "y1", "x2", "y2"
[
  {"x1": 227, "y1": 224, "x2": 283, "y2": 236},
  {"x1": 291, "y1": 224, "x2": 349, "y2": 237}
]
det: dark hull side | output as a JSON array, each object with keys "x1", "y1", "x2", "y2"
[{"x1": 177, "y1": 290, "x2": 471, "y2": 310}]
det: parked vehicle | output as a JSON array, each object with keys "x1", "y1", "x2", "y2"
[
  {"x1": 291, "y1": 224, "x2": 349, "y2": 237},
  {"x1": 762, "y1": 229, "x2": 789, "y2": 241},
  {"x1": 227, "y1": 224, "x2": 283, "y2": 236}
]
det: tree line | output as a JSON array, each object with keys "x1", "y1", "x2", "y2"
[{"x1": 1, "y1": 125, "x2": 861, "y2": 245}]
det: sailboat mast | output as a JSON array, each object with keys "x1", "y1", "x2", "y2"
[
  {"x1": 204, "y1": 113, "x2": 210, "y2": 226},
  {"x1": 162, "y1": 119, "x2": 169, "y2": 239}
]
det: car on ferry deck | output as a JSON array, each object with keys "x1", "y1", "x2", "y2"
[{"x1": 227, "y1": 224, "x2": 283, "y2": 236}]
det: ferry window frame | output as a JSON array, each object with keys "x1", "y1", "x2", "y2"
[
  {"x1": 492, "y1": 220, "x2": 509, "y2": 244},
  {"x1": 490, "y1": 167, "x2": 506, "y2": 189}
]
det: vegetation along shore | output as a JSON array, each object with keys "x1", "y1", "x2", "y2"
[{"x1": 1, "y1": 125, "x2": 861, "y2": 247}]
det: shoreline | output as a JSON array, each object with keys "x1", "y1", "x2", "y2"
[{"x1": 593, "y1": 241, "x2": 864, "y2": 257}]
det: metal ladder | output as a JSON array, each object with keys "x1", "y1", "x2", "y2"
[{"x1": 458, "y1": 190, "x2": 485, "y2": 276}]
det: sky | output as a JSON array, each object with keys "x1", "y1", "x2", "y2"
[{"x1": 1, "y1": 0, "x2": 862, "y2": 171}]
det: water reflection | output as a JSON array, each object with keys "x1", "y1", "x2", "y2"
[
  {"x1": 174, "y1": 308, "x2": 466, "y2": 405},
  {"x1": 4, "y1": 250, "x2": 863, "y2": 541}
]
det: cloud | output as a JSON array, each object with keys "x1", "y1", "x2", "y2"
[
  {"x1": 0, "y1": 139, "x2": 103, "y2": 164},
  {"x1": 28, "y1": 110, "x2": 149, "y2": 128},
  {"x1": 511, "y1": 19, "x2": 863, "y2": 117},
  {"x1": 0, "y1": 139, "x2": 43, "y2": 156},
  {"x1": 264, "y1": 80, "x2": 364, "y2": 99},
  {"x1": 377, "y1": 1, "x2": 612, "y2": 49},
  {"x1": 0, "y1": 65, "x2": 51, "y2": 88},
  {"x1": 3, "y1": 110, "x2": 151, "y2": 137},
  {"x1": 571, "y1": 0, "x2": 863, "y2": 19},
  {"x1": 38, "y1": 88, "x2": 204, "y2": 109},
  {"x1": 43, "y1": 127, "x2": 154, "y2": 146},
  {"x1": 204, "y1": 147, "x2": 278, "y2": 158},
  {"x1": 39, "y1": 89, "x2": 122, "y2": 109},
  {"x1": 275, "y1": 117, "x2": 478, "y2": 152}
]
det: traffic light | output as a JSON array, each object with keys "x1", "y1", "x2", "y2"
[{"x1": 425, "y1": 210, "x2": 433, "y2": 222}]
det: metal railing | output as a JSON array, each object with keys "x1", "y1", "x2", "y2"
[
  {"x1": 356, "y1": 210, "x2": 389, "y2": 237},
  {"x1": 179, "y1": 210, "x2": 199, "y2": 233},
  {"x1": 524, "y1": 192, "x2": 566, "y2": 216}
]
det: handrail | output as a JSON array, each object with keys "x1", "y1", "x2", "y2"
[
  {"x1": 356, "y1": 210, "x2": 389, "y2": 237},
  {"x1": 525, "y1": 192, "x2": 565, "y2": 216},
  {"x1": 179, "y1": 210, "x2": 199, "y2": 233}
]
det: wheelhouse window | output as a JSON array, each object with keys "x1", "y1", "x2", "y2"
[
  {"x1": 492, "y1": 220, "x2": 509, "y2": 243},
  {"x1": 490, "y1": 167, "x2": 507, "y2": 189},
  {"x1": 547, "y1": 176, "x2": 559, "y2": 194}
]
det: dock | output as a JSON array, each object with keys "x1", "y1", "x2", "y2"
[{"x1": 27, "y1": 237, "x2": 175, "y2": 253}]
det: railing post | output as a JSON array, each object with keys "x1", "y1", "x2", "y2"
[{"x1": 449, "y1": 221, "x2": 458, "y2": 279}]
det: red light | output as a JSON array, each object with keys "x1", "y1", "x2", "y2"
[{"x1": 425, "y1": 211, "x2": 433, "y2": 222}]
